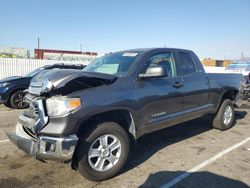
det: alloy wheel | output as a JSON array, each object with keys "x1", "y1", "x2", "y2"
[{"x1": 88, "y1": 134, "x2": 122, "y2": 172}]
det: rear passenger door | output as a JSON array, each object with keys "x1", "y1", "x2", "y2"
[{"x1": 176, "y1": 51, "x2": 209, "y2": 118}]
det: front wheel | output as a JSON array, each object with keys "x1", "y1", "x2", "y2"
[
  {"x1": 213, "y1": 99, "x2": 235, "y2": 130},
  {"x1": 76, "y1": 122, "x2": 130, "y2": 181},
  {"x1": 10, "y1": 90, "x2": 28, "y2": 109}
]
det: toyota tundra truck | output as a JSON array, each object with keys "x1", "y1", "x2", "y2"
[{"x1": 5, "y1": 48, "x2": 243, "y2": 181}]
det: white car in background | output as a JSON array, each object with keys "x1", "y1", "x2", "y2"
[
  {"x1": 225, "y1": 61, "x2": 250, "y2": 76},
  {"x1": 225, "y1": 61, "x2": 250, "y2": 100}
]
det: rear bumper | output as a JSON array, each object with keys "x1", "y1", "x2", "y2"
[
  {"x1": 242, "y1": 86, "x2": 250, "y2": 100},
  {"x1": 234, "y1": 90, "x2": 245, "y2": 108},
  {"x1": 5, "y1": 123, "x2": 78, "y2": 162}
]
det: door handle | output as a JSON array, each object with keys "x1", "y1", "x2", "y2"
[{"x1": 173, "y1": 82, "x2": 183, "y2": 88}]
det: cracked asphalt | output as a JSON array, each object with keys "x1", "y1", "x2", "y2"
[{"x1": 0, "y1": 104, "x2": 249, "y2": 188}]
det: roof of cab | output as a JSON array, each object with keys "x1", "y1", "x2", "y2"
[{"x1": 118, "y1": 47, "x2": 194, "y2": 54}]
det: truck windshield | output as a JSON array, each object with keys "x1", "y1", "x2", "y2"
[{"x1": 82, "y1": 52, "x2": 140, "y2": 76}]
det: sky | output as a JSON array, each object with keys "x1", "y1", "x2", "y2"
[{"x1": 0, "y1": 0, "x2": 250, "y2": 59}]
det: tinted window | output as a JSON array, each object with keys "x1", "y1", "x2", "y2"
[
  {"x1": 143, "y1": 52, "x2": 176, "y2": 78},
  {"x1": 179, "y1": 52, "x2": 196, "y2": 75}
]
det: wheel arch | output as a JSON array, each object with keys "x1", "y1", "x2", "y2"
[
  {"x1": 71, "y1": 109, "x2": 137, "y2": 170},
  {"x1": 7, "y1": 87, "x2": 27, "y2": 104},
  {"x1": 221, "y1": 89, "x2": 238, "y2": 101},
  {"x1": 76, "y1": 109, "x2": 138, "y2": 143},
  {"x1": 214, "y1": 89, "x2": 238, "y2": 113},
  {"x1": 9, "y1": 86, "x2": 27, "y2": 96}
]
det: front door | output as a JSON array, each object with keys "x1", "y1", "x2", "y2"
[{"x1": 136, "y1": 51, "x2": 184, "y2": 133}]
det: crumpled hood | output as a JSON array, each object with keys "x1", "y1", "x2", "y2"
[{"x1": 30, "y1": 69, "x2": 117, "y2": 95}]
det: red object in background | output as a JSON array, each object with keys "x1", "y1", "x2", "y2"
[{"x1": 34, "y1": 49, "x2": 98, "y2": 59}]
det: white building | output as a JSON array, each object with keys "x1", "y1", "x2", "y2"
[{"x1": 0, "y1": 46, "x2": 30, "y2": 58}]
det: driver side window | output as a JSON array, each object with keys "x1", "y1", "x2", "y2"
[{"x1": 143, "y1": 52, "x2": 176, "y2": 78}]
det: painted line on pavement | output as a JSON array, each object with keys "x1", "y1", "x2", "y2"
[
  {"x1": 0, "y1": 111, "x2": 12, "y2": 113},
  {"x1": 0, "y1": 110, "x2": 21, "y2": 114},
  {"x1": 161, "y1": 136, "x2": 250, "y2": 188},
  {"x1": 0, "y1": 139, "x2": 10, "y2": 143}
]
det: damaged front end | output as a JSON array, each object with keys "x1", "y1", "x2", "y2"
[
  {"x1": 5, "y1": 93, "x2": 79, "y2": 161},
  {"x1": 5, "y1": 69, "x2": 117, "y2": 162},
  {"x1": 5, "y1": 124, "x2": 78, "y2": 162}
]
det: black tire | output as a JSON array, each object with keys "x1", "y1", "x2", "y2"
[
  {"x1": 76, "y1": 122, "x2": 130, "y2": 181},
  {"x1": 213, "y1": 99, "x2": 235, "y2": 130},
  {"x1": 10, "y1": 90, "x2": 28, "y2": 109}
]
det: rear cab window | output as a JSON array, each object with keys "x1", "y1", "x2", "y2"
[{"x1": 178, "y1": 52, "x2": 197, "y2": 76}]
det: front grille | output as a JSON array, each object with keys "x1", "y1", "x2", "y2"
[
  {"x1": 19, "y1": 109, "x2": 38, "y2": 138},
  {"x1": 21, "y1": 92, "x2": 48, "y2": 136},
  {"x1": 28, "y1": 103, "x2": 39, "y2": 119},
  {"x1": 23, "y1": 125, "x2": 37, "y2": 140},
  {"x1": 20, "y1": 93, "x2": 43, "y2": 137},
  {"x1": 25, "y1": 93, "x2": 40, "y2": 119}
]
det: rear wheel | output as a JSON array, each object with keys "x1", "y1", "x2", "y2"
[
  {"x1": 10, "y1": 90, "x2": 28, "y2": 109},
  {"x1": 213, "y1": 99, "x2": 235, "y2": 130},
  {"x1": 76, "y1": 122, "x2": 130, "y2": 181}
]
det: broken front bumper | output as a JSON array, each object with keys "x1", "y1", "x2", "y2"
[{"x1": 5, "y1": 123, "x2": 78, "y2": 162}]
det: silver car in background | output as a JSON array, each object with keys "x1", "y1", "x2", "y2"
[{"x1": 226, "y1": 61, "x2": 250, "y2": 100}]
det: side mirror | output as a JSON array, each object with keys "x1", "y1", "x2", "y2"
[{"x1": 139, "y1": 65, "x2": 168, "y2": 79}]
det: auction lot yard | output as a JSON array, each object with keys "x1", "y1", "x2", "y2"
[{"x1": 0, "y1": 104, "x2": 249, "y2": 188}]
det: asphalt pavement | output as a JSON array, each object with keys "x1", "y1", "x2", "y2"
[{"x1": 0, "y1": 104, "x2": 249, "y2": 188}]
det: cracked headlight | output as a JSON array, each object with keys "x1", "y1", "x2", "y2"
[{"x1": 46, "y1": 97, "x2": 81, "y2": 117}]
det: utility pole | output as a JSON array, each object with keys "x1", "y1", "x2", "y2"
[
  {"x1": 38, "y1": 37, "x2": 40, "y2": 49},
  {"x1": 241, "y1": 52, "x2": 244, "y2": 61}
]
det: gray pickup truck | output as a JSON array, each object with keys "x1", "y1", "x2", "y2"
[{"x1": 6, "y1": 48, "x2": 243, "y2": 181}]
